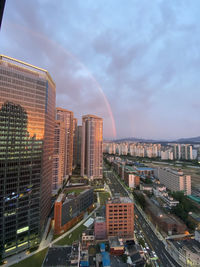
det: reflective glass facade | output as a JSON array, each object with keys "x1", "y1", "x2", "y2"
[{"x1": 0, "y1": 55, "x2": 55, "y2": 257}]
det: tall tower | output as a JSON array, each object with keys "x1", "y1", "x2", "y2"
[
  {"x1": 72, "y1": 118, "x2": 78, "y2": 168},
  {"x1": 0, "y1": 55, "x2": 55, "y2": 257},
  {"x1": 81, "y1": 115, "x2": 103, "y2": 180},
  {"x1": 56, "y1": 108, "x2": 74, "y2": 177},
  {"x1": 52, "y1": 120, "x2": 65, "y2": 193},
  {"x1": 77, "y1": 125, "x2": 82, "y2": 166}
]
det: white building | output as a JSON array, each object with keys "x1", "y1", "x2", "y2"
[{"x1": 156, "y1": 168, "x2": 191, "y2": 195}]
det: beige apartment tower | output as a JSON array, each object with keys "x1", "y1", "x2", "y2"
[
  {"x1": 81, "y1": 115, "x2": 103, "y2": 179},
  {"x1": 52, "y1": 120, "x2": 65, "y2": 193},
  {"x1": 52, "y1": 108, "x2": 73, "y2": 193}
]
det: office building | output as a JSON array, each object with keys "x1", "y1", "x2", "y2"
[
  {"x1": 106, "y1": 197, "x2": 134, "y2": 239},
  {"x1": 54, "y1": 189, "x2": 94, "y2": 235},
  {"x1": 155, "y1": 168, "x2": 191, "y2": 195},
  {"x1": 56, "y1": 108, "x2": 74, "y2": 177},
  {"x1": 0, "y1": 55, "x2": 55, "y2": 257},
  {"x1": 81, "y1": 115, "x2": 103, "y2": 179}
]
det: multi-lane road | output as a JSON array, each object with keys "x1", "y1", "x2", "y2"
[
  {"x1": 104, "y1": 165, "x2": 180, "y2": 267},
  {"x1": 134, "y1": 205, "x2": 180, "y2": 267}
]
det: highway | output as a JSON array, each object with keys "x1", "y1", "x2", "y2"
[{"x1": 104, "y1": 165, "x2": 180, "y2": 267}]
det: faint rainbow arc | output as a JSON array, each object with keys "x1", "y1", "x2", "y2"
[{"x1": 5, "y1": 21, "x2": 117, "y2": 138}]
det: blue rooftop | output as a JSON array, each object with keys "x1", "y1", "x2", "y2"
[
  {"x1": 102, "y1": 252, "x2": 111, "y2": 267},
  {"x1": 100, "y1": 243, "x2": 105, "y2": 252}
]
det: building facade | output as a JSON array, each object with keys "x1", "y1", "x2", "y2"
[
  {"x1": 106, "y1": 197, "x2": 134, "y2": 239},
  {"x1": 56, "y1": 108, "x2": 74, "y2": 177},
  {"x1": 156, "y1": 168, "x2": 191, "y2": 195},
  {"x1": 52, "y1": 120, "x2": 65, "y2": 193},
  {"x1": 72, "y1": 118, "x2": 78, "y2": 168},
  {"x1": 0, "y1": 55, "x2": 55, "y2": 257},
  {"x1": 54, "y1": 189, "x2": 94, "y2": 235},
  {"x1": 77, "y1": 125, "x2": 82, "y2": 166},
  {"x1": 81, "y1": 115, "x2": 103, "y2": 179},
  {"x1": 94, "y1": 217, "x2": 107, "y2": 240}
]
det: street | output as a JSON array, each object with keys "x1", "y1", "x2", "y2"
[{"x1": 104, "y1": 164, "x2": 181, "y2": 267}]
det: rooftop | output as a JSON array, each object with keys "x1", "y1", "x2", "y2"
[
  {"x1": 82, "y1": 114, "x2": 103, "y2": 120},
  {"x1": 125, "y1": 166, "x2": 138, "y2": 174},
  {"x1": 0, "y1": 54, "x2": 55, "y2": 87},
  {"x1": 135, "y1": 167, "x2": 154, "y2": 171},
  {"x1": 107, "y1": 196, "x2": 133, "y2": 204},
  {"x1": 171, "y1": 239, "x2": 200, "y2": 254},
  {"x1": 42, "y1": 245, "x2": 79, "y2": 267},
  {"x1": 109, "y1": 236, "x2": 124, "y2": 248}
]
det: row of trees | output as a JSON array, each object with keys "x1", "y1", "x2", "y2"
[{"x1": 170, "y1": 191, "x2": 197, "y2": 231}]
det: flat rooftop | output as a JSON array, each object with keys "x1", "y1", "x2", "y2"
[
  {"x1": 125, "y1": 166, "x2": 138, "y2": 174},
  {"x1": 135, "y1": 167, "x2": 154, "y2": 171},
  {"x1": 107, "y1": 196, "x2": 133, "y2": 204},
  {"x1": 171, "y1": 239, "x2": 200, "y2": 254},
  {"x1": 43, "y1": 246, "x2": 78, "y2": 266}
]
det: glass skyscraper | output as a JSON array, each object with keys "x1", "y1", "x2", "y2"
[{"x1": 0, "y1": 55, "x2": 55, "y2": 257}]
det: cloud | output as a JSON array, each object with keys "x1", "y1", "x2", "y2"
[{"x1": 1, "y1": 0, "x2": 200, "y2": 139}]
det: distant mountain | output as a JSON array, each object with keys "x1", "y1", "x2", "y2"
[
  {"x1": 176, "y1": 136, "x2": 200, "y2": 143},
  {"x1": 105, "y1": 136, "x2": 200, "y2": 144},
  {"x1": 111, "y1": 137, "x2": 163, "y2": 143}
]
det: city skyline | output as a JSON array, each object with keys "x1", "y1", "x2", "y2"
[{"x1": 1, "y1": 0, "x2": 200, "y2": 139}]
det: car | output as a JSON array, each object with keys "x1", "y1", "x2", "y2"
[
  {"x1": 143, "y1": 248, "x2": 147, "y2": 253},
  {"x1": 153, "y1": 251, "x2": 157, "y2": 258}
]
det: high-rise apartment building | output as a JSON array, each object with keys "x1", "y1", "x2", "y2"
[
  {"x1": 155, "y1": 168, "x2": 191, "y2": 195},
  {"x1": 73, "y1": 118, "x2": 78, "y2": 168},
  {"x1": 56, "y1": 108, "x2": 74, "y2": 177},
  {"x1": 77, "y1": 125, "x2": 82, "y2": 166},
  {"x1": 106, "y1": 197, "x2": 134, "y2": 239},
  {"x1": 81, "y1": 115, "x2": 103, "y2": 179},
  {"x1": 0, "y1": 55, "x2": 55, "y2": 257},
  {"x1": 52, "y1": 120, "x2": 65, "y2": 193}
]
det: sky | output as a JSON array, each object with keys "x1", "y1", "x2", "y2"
[{"x1": 1, "y1": 0, "x2": 200, "y2": 140}]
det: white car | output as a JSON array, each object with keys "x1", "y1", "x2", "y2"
[
  {"x1": 153, "y1": 251, "x2": 158, "y2": 258},
  {"x1": 143, "y1": 248, "x2": 147, "y2": 253}
]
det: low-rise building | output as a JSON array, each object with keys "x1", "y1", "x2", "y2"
[
  {"x1": 152, "y1": 184, "x2": 167, "y2": 197},
  {"x1": 109, "y1": 237, "x2": 124, "y2": 255},
  {"x1": 94, "y1": 217, "x2": 107, "y2": 240},
  {"x1": 42, "y1": 243, "x2": 79, "y2": 267},
  {"x1": 140, "y1": 184, "x2": 153, "y2": 193},
  {"x1": 168, "y1": 239, "x2": 200, "y2": 267},
  {"x1": 134, "y1": 167, "x2": 154, "y2": 177},
  {"x1": 161, "y1": 196, "x2": 179, "y2": 209},
  {"x1": 124, "y1": 166, "x2": 140, "y2": 189},
  {"x1": 54, "y1": 189, "x2": 94, "y2": 235},
  {"x1": 188, "y1": 212, "x2": 200, "y2": 229},
  {"x1": 145, "y1": 198, "x2": 187, "y2": 235},
  {"x1": 82, "y1": 229, "x2": 95, "y2": 248},
  {"x1": 195, "y1": 230, "x2": 200, "y2": 243}
]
